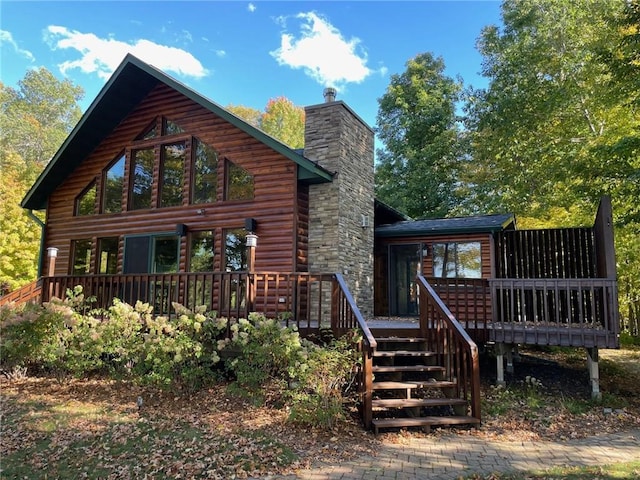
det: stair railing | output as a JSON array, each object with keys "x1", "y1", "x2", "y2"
[
  {"x1": 0, "y1": 279, "x2": 42, "y2": 307},
  {"x1": 416, "y1": 275, "x2": 481, "y2": 422},
  {"x1": 332, "y1": 273, "x2": 377, "y2": 428}
]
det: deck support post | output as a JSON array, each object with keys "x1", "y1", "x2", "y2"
[
  {"x1": 495, "y1": 342, "x2": 507, "y2": 386},
  {"x1": 506, "y1": 347, "x2": 514, "y2": 374},
  {"x1": 586, "y1": 347, "x2": 601, "y2": 401}
]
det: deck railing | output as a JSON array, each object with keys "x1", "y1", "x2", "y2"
[
  {"x1": 417, "y1": 275, "x2": 481, "y2": 421},
  {"x1": 489, "y1": 278, "x2": 619, "y2": 348},
  {"x1": 332, "y1": 273, "x2": 377, "y2": 428},
  {"x1": 0, "y1": 280, "x2": 42, "y2": 307},
  {"x1": 426, "y1": 277, "x2": 491, "y2": 342},
  {"x1": 40, "y1": 272, "x2": 337, "y2": 332}
]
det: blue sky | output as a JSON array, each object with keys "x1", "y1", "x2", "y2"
[{"x1": 1, "y1": 1, "x2": 503, "y2": 132}]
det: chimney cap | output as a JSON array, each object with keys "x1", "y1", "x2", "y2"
[{"x1": 323, "y1": 87, "x2": 337, "y2": 102}]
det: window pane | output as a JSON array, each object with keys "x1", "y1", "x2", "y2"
[
  {"x1": 103, "y1": 154, "x2": 125, "y2": 213},
  {"x1": 163, "y1": 118, "x2": 185, "y2": 135},
  {"x1": 225, "y1": 160, "x2": 254, "y2": 201},
  {"x1": 432, "y1": 242, "x2": 481, "y2": 278},
  {"x1": 131, "y1": 148, "x2": 154, "y2": 210},
  {"x1": 192, "y1": 139, "x2": 218, "y2": 204},
  {"x1": 138, "y1": 120, "x2": 158, "y2": 140},
  {"x1": 76, "y1": 183, "x2": 96, "y2": 216},
  {"x1": 189, "y1": 231, "x2": 214, "y2": 272},
  {"x1": 153, "y1": 236, "x2": 179, "y2": 273},
  {"x1": 71, "y1": 239, "x2": 92, "y2": 275},
  {"x1": 224, "y1": 229, "x2": 247, "y2": 271},
  {"x1": 98, "y1": 237, "x2": 119, "y2": 274},
  {"x1": 160, "y1": 142, "x2": 185, "y2": 207}
]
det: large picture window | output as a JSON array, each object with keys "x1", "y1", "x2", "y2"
[
  {"x1": 432, "y1": 242, "x2": 482, "y2": 278},
  {"x1": 103, "y1": 154, "x2": 125, "y2": 213},
  {"x1": 192, "y1": 139, "x2": 218, "y2": 204},
  {"x1": 130, "y1": 148, "x2": 154, "y2": 210},
  {"x1": 159, "y1": 142, "x2": 186, "y2": 207}
]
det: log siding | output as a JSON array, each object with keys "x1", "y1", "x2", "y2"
[{"x1": 44, "y1": 84, "x2": 301, "y2": 276}]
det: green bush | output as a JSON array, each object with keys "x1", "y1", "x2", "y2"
[
  {"x1": 0, "y1": 301, "x2": 68, "y2": 373},
  {"x1": 2, "y1": 289, "x2": 362, "y2": 429},
  {"x1": 133, "y1": 303, "x2": 227, "y2": 389},
  {"x1": 225, "y1": 313, "x2": 306, "y2": 401},
  {"x1": 287, "y1": 335, "x2": 359, "y2": 429}
]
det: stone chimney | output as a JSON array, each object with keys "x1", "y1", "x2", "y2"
[{"x1": 304, "y1": 91, "x2": 375, "y2": 316}]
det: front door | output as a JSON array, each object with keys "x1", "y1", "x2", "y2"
[{"x1": 389, "y1": 244, "x2": 421, "y2": 316}]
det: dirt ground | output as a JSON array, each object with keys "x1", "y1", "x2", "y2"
[{"x1": 2, "y1": 346, "x2": 639, "y2": 478}]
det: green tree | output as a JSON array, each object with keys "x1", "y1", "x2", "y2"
[
  {"x1": 374, "y1": 52, "x2": 463, "y2": 219},
  {"x1": 0, "y1": 69, "x2": 83, "y2": 291},
  {"x1": 227, "y1": 97, "x2": 305, "y2": 149},
  {"x1": 465, "y1": 0, "x2": 630, "y2": 221},
  {"x1": 465, "y1": 0, "x2": 639, "y2": 333}
]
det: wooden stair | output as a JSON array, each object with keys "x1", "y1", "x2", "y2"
[{"x1": 370, "y1": 337, "x2": 480, "y2": 434}]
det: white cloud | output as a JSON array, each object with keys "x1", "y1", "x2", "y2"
[
  {"x1": 270, "y1": 12, "x2": 372, "y2": 89},
  {"x1": 248, "y1": 3, "x2": 256, "y2": 13},
  {"x1": 1, "y1": 30, "x2": 35, "y2": 62},
  {"x1": 44, "y1": 26, "x2": 208, "y2": 80},
  {"x1": 215, "y1": 50, "x2": 226, "y2": 58}
]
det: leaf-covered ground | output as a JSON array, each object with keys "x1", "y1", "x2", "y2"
[{"x1": 2, "y1": 346, "x2": 639, "y2": 479}]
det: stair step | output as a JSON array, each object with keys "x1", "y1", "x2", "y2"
[
  {"x1": 373, "y1": 350, "x2": 436, "y2": 358},
  {"x1": 371, "y1": 415, "x2": 480, "y2": 434},
  {"x1": 372, "y1": 398, "x2": 467, "y2": 408},
  {"x1": 376, "y1": 337, "x2": 427, "y2": 343},
  {"x1": 372, "y1": 365, "x2": 445, "y2": 373},
  {"x1": 372, "y1": 380, "x2": 456, "y2": 390}
]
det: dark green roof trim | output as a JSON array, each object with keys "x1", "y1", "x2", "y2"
[
  {"x1": 375, "y1": 213, "x2": 515, "y2": 238},
  {"x1": 22, "y1": 54, "x2": 333, "y2": 210},
  {"x1": 374, "y1": 199, "x2": 412, "y2": 222}
]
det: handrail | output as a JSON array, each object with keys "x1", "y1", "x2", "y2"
[
  {"x1": 332, "y1": 273, "x2": 377, "y2": 428},
  {"x1": 0, "y1": 279, "x2": 42, "y2": 307},
  {"x1": 416, "y1": 274, "x2": 481, "y2": 421},
  {"x1": 331, "y1": 273, "x2": 377, "y2": 349}
]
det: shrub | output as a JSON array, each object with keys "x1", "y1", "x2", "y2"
[
  {"x1": 225, "y1": 313, "x2": 306, "y2": 401},
  {"x1": 287, "y1": 334, "x2": 359, "y2": 429},
  {"x1": 0, "y1": 301, "x2": 68, "y2": 374},
  {"x1": 133, "y1": 303, "x2": 228, "y2": 390}
]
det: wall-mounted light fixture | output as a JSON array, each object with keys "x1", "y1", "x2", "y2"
[
  {"x1": 246, "y1": 233, "x2": 258, "y2": 248},
  {"x1": 361, "y1": 214, "x2": 370, "y2": 229},
  {"x1": 196, "y1": 208, "x2": 206, "y2": 215}
]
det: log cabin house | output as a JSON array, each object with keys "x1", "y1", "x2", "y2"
[{"x1": 4, "y1": 54, "x2": 619, "y2": 433}]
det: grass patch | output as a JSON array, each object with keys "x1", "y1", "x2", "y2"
[{"x1": 466, "y1": 461, "x2": 640, "y2": 479}]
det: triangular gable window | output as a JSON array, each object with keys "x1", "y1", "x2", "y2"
[
  {"x1": 137, "y1": 118, "x2": 158, "y2": 140},
  {"x1": 75, "y1": 181, "x2": 97, "y2": 216},
  {"x1": 163, "y1": 118, "x2": 185, "y2": 136}
]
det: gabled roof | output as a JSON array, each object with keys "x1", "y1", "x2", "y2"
[
  {"x1": 375, "y1": 213, "x2": 515, "y2": 238},
  {"x1": 22, "y1": 54, "x2": 333, "y2": 210}
]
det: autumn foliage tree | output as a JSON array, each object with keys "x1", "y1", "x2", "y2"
[
  {"x1": 0, "y1": 69, "x2": 83, "y2": 290},
  {"x1": 227, "y1": 96, "x2": 305, "y2": 149}
]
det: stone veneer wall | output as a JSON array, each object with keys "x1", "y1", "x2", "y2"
[{"x1": 304, "y1": 100, "x2": 375, "y2": 317}]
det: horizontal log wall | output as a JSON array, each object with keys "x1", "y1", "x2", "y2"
[
  {"x1": 44, "y1": 84, "x2": 300, "y2": 275},
  {"x1": 374, "y1": 233, "x2": 493, "y2": 317}
]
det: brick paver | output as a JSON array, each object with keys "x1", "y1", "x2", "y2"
[{"x1": 263, "y1": 429, "x2": 640, "y2": 479}]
